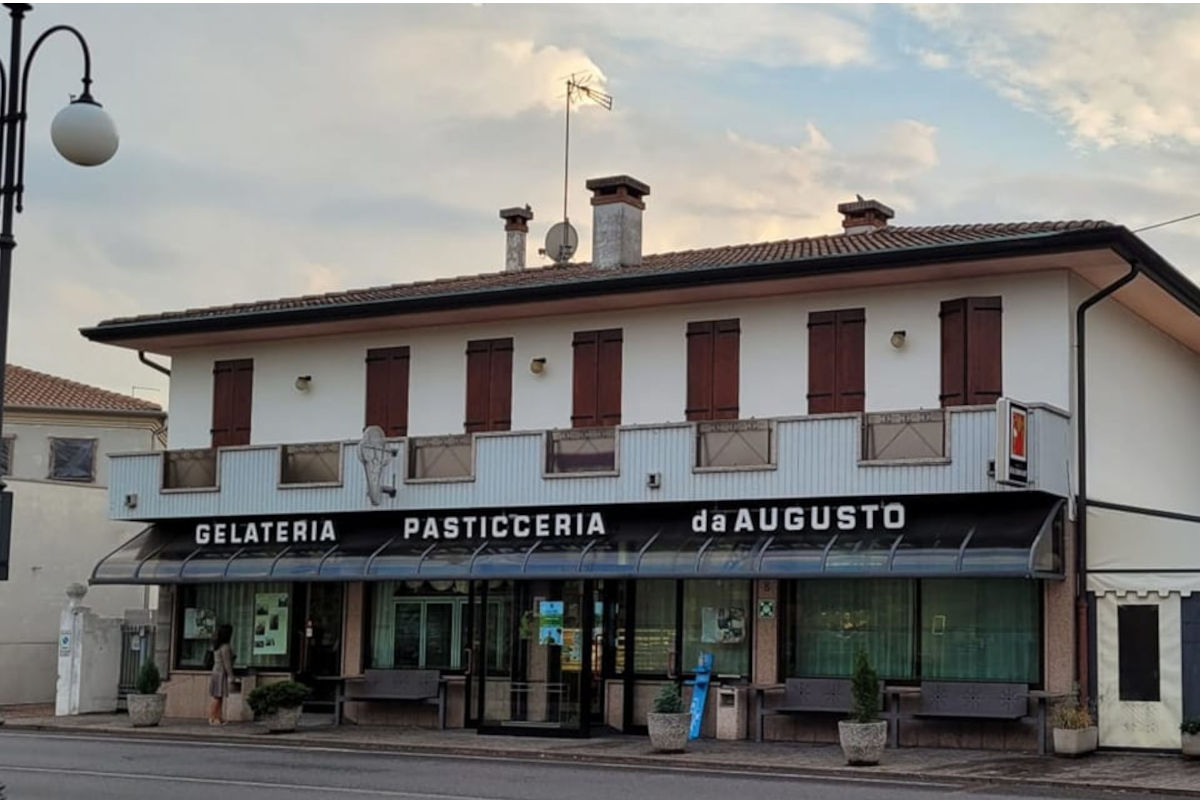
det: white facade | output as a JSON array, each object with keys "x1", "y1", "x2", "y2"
[
  {"x1": 163, "y1": 271, "x2": 1074, "y2": 449},
  {"x1": 0, "y1": 411, "x2": 161, "y2": 705}
]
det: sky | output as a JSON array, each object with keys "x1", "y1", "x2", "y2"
[{"x1": 12, "y1": 3, "x2": 1200, "y2": 407}]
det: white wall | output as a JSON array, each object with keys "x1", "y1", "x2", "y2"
[
  {"x1": 0, "y1": 479, "x2": 149, "y2": 704},
  {"x1": 164, "y1": 271, "x2": 1074, "y2": 449},
  {"x1": 4, "y1": 419, "x2": 157, "y2": 485}
]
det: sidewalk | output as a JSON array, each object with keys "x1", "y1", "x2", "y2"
[{"x1": 4, "y1": 711, "x2": 1198, "y2": 796}]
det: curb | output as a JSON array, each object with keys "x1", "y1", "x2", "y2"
[{"x1": 5, "y1": 722, "x2": 1199, "y2": 798}]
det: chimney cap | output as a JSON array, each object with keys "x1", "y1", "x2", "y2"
[
  {"x1": 586, "y1": 175, "x2": 650, "y2": 198},
  {"x1": 499, "y1": 205, "x2": 534, "y2": 222},
  {"x1": 836, "y1": 197, "x2": 894, "y2": 218}
]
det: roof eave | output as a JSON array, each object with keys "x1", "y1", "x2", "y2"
[{"x1": 80, "y1": 226, "x2": 1184, "y2": 345}]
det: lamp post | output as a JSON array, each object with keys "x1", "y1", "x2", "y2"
[{"x1": 0, "y1": 3, "x2": 117, "y2": 580}]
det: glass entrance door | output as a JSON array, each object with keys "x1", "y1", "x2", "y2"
[
  {"x1": 299, "y1": 582, "x2": 344, "y2": 707},
  {"x1": 479, "y1": 580, "x2": 592, "y2": 735}
]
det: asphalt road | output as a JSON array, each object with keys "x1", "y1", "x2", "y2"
[{"x1": 0, "y1": 730, "x2": 1180, "y2": 800}]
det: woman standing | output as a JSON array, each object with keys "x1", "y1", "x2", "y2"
[{"x1": 207, "y1": 624, "x2": 235, "y2": 726}]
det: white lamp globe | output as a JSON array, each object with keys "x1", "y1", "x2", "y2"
[{"x1": 50, "y1": 98, "x2": 118, "y2": 167}]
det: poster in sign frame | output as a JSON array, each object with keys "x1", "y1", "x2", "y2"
[{"x1": 995, "y1": 398, "x2": 1029, "y2": 486}]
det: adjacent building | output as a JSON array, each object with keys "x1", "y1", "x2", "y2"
[
  {"x1": 0, "y1": 365, "x2": 164, "y2": 705},
  {"x1": 81, "y1": 178, "x2": 1200, "y2": 749}
]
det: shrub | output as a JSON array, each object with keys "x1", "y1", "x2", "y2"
[
  {"x1": 1182, "y1": 718, "x2": 1200, "y2": 736},
  {"x1": 652, "y1": 683, "x2": 683, "y2": 714},
  {"x1": 1051, "y1": 689, "x2": 1094, "y2": 730},
  {"x1": 849, "y1": 648, "x2": 880, "y2": 723},
  {"x1": 134, "y1": 659, "x2": 161, "y2": 695},
  {"x1": 246, "y1": 680, "x2": 310, "y2": 717}
]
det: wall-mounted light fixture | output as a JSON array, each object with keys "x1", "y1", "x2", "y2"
[
  {"x1": 294, "y1": 375, "x2": 313, "y2": 392},
  {"x1": 529, "y1": 357, "x2": 547, "y2": 375},
  {"x1": 890, "y1": 330, "x2": 907, "y2": 349}
]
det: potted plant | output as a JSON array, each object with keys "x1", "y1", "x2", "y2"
[
  {"x1": 127, "y1": 659, "x2": 166, "y2": 727},
  {"x1": 246, "y1": 680, "x2": 310, "y2": 733},
  {"x1": 838, "y1": 648, "x2": 887, "y2": 766},
  {"x1": 1051, "y1": 690, "x2": 1098, "y2": 757},
  {"x1": 1181, "y1": 719, "x2": 1200, "y2": 758},
  {"x1": 646, "y1": 683, "x2": 690, "y2": 753}
]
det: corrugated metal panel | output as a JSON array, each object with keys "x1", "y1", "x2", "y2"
[{"x1": 109, "y1": 407, "x2": 1072, "y2": 520}]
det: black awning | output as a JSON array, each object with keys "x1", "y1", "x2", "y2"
[{"x1": 92, "y1": 494, "x2": 1064, "y2": 585}]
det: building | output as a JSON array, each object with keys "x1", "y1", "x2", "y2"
[
  {"x1": 81, "y1": 177, "x2": 1200, "y2": 749},
  {"x1": 0, "y1": 364, "x2": 164, "y2": 705}
]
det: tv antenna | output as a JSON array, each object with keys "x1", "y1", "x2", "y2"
[{"x1": 545, "y1": 72, "x2": 612, "y2": 264}]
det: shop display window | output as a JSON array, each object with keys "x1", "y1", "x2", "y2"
[
  {"x1": 681, "y1": 579, "x2": 751, "y2": 677},
  {"x1": 176, "y1": 582, "x2": 292, "y2": 670},
  {"x1": 920, "y1": 579, "x2": 1039, "y2": 683},
  {"x1": 788, "y1": 579, "x2": 914, "y2": 679},
  {"x1": 633, "y1": 580, "x2": 675, "y2": 673}
]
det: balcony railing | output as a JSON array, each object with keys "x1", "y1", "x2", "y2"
[
  {"x1": 162, "y1": 448, "x2": 217, "y2": 490},
  {"x1": 546, "y1": 428, "x2": 617, "y2": 474},
  {"x1": 280, "y1": 442, "x2": 342, "y2": 485},
  {"x1": 407, "y1": 435, "x2": 473, "y2": 481},
  {"x1": 861, "y1": 410, "x2": 947, "y2": 462},
  {"x1": 696, "y1": 419, "x2": 773, "y2": 469},
  {"x1": 108, "y1": 405, "x2": 1072, "y2": 521}
]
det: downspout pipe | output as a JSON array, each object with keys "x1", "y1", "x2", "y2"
[
  {"x1": 137, "y1": 350, "x2": 170, "y2": 377},
  {"x1": 1074, "y1": 261, "x2": 1139, "y2": 706}
]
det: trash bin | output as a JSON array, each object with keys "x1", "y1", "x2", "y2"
[{"x1": 715, "y1": 685, "x2": 747, "y2": 740}]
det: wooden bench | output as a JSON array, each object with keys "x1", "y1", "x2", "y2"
[
  {"x1": 755, "y1": 678, "x2": 888, "y2": 743},
  {"x1": 334, "y1": 669, "x2": 446, "y2": 728}
]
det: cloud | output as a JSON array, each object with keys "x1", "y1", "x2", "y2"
[
  {"x1": 914, "y1": 49, "x2": 951, "y2": 70},
  {"x1": 909, "y1": 5, "x2": 1200, "y2": 148}
]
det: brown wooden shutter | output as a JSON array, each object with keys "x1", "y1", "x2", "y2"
[
  {"x1": 941, "y1": 296, "x2": 1002, "y2": 407},
  {"x1": 686, "y1": 321, "x2": 715, "y2": 421},
  {"x1": 686, "y1": 319, "x2": 739, "y2": 421},
  {"x1": 808, "y1": 309, "x2": 864, "y2": 414},
  {"x1": 835, "y1": 309, "x2": 866, "y2": 413},
  {"x1": 966, "y1": 297, "x2": 1002, "y2": 404},
  {"x1": 465, "y1": 338, "x2": 513, "y2": 433},
  {"x1": 365, "y1": 346, "x2": 410, "y2": 437},
  {"x1": 211, "y1": 359, "x2": 253, "y2": 447},
  {"x1": 712, "y1": 319, "x2": 740, "y2": 420},
  {"x1": 807, "y1": 311, "x2": 837, "y2": 414},
  {"x1": 572, "y1": 328, "x2": 623, "y2": 428}
]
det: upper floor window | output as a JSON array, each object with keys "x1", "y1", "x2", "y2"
[
  {"x1": 365, "y1": 346, "x2": 410, "y2": 437},
  {"x1": 807, "y1": 308, "x2": 865, "y2": 414},
  {"x1": 0, "y1": 435, "x2": 13, "y2": 476},
  {"x1": 48, "y1": 437, "x2": 96, "y2": 482},
  {"x1": 465, "y1": 338, "x2": 513, "y2": 433},
  {"x1": 211, "y1": 358, "x2": 253, "y2": 447},
  {"x1": 940, "y1": 297, "x2": 1002, "y2": 407},
  {"x1": 686, "y1": 319, "x2": 739, "y2": 421},
  {"x1": 571, "y1": 328, "x2": 622, "y2": 428}
]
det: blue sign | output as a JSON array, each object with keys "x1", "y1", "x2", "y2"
[{"x1": 686, "y1": 651, "x2": 713, "y2": 740}]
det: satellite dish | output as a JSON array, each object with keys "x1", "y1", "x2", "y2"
[{"x1": 544, "y1": 221, "x2": 578, "y2": 264}]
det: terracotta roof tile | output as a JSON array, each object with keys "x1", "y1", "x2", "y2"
[
  {"x1": 5, "y1": 364, "x2": 162, "y2": 413},
  {"x1": 95, "y1": 220, "x2": 1113, "y2": 328}
]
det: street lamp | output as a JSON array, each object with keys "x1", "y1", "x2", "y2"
[{"x1": 0, "y1": 3, "x2": 117, "y2": 580}]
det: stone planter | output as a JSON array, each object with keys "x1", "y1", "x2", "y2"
[
  {"x1": 1053, "y1": 726, "x2": 1098, "y2": 757},
  {"x1": 647, "y1": 712, "x2": 691, "y2": 753},
  {"x1": 127, "y1": 693, "x2": 165, "y2": 728},
  {"x1": 1182, "y1": 732, "x2": 1200, "y2": 759},
  {"x1": 262, "y1": 705, "x2": 302, "y2": 733},
  {"x1": 838, "y1": 720, "x2": 887, "y2": 766}
]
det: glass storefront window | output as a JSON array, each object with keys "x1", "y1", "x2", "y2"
[
  {"x1": 370, "y1": 581, "x2": 469, "y2": 670},
  {"x1": 633, "y1": 580, "x2": 676, "y2": 674},
  {"x1": 920, "y1": 579, "x2": 1039, "y2": 683},
  {"x1": 176, "y1": 582, "x2": 291, "y2": 670},
  {"x1": 682, "y1": 579, "x2": 751, "y2": 677},
  {"x1": 788, "y1": 579, "x2": 914, "y2": 679}
]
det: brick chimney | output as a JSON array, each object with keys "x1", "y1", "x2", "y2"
[
  {"x1": 500, "y1": 205, "x2": 533, "y2": 271},
  {"x1": 587, "y1": 175, "x2": 650, "y2": 269},
  {"x1": 837, "y1": 197, "x2": 894, "y2": 235}
]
